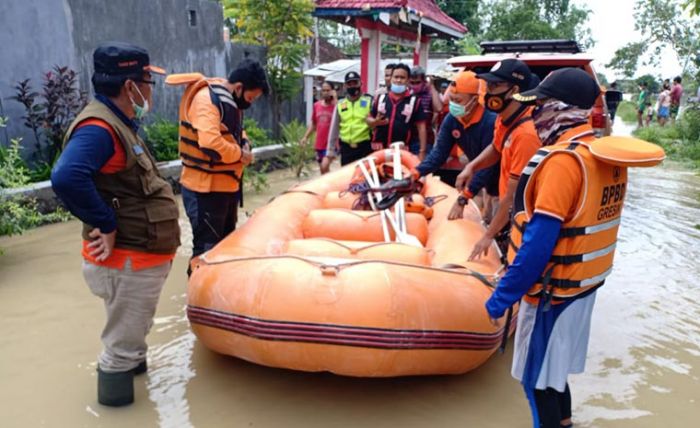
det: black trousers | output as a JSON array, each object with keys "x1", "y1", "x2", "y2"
[
  {"x1": 534, "y1": 384, "x2": 572, "y2": 427},
  {"x1": 181, "y1": 187, "x2": 239, "y2": 259},
  {"x1": 339, "y1": 141, "x2": 373, "y2": 166}
]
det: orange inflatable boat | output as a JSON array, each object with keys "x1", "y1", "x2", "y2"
[{"x1": 187, "y1": 149, "x2": 510, "y2": 377}]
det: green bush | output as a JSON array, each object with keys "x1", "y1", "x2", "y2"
[
  {"x1": 243, "y1": 161, "x2": 271, "y2": 194},
  {"x1": 0, "y1": 138, "x2": 31, "y2": 189},
  {"x1": 243, "y1": 118, "x2": 276, "y2": 147},
  {"x1": 0, "y1": 197, "x2": 71, "y2": 237},
  {"x1": 281, "y1": 120, "x2": 315, "y2": 177},
  {"x1": 616, "y1": 100, "x2": 638, "y2": 124},
  {"x1": 633, "y1": 107, "x2": 700, "y2": 170},
  {"x1": 0, "y1": 126, "x2": 71, "y2": 241},
  {"x1": 143, "y1": 117, "x2": 179, "y2": 161}
]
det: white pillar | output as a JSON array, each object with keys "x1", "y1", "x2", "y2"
[{"x1": 304, "y1": 75, "x2": 314, "y2": 125}]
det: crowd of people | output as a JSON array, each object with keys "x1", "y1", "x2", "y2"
[
  {"x1": 51, "y1": 41, "x2": 657, "y2": 428},
  {"x1": 635, "y1": 76, "x2": 684, "y2": 128}
]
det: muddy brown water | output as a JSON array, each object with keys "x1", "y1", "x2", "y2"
[{"x1": 1, "y1": 127, "x2": 698, "y2": 427}]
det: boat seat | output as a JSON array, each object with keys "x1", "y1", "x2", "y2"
[
  {"x1": 302, "y1": 209, "x2": 429, "y2": 245},
  {"x1": 284, "y1": 239, "x2": 431, "y2": 265}
]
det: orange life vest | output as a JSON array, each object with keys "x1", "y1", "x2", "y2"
[
  {"x1": 168, "y1": 73, "x2": 244, "y2": 191},
  {"x1": 509, "y1": 133, "x2": 665, "y2": 305}
]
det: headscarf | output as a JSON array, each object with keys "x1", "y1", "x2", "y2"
[{"x1": 532, "y1": 100, "x2": 590, "y2": 146}]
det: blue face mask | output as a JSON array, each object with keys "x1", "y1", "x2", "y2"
[
  {"x1": 391, "y1": 83, "x2": 406, "y2": 94},
  {"x1": 449, "y1": 101, "x2": 466, "y2": 118}
]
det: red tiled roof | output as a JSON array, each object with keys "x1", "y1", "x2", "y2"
[{"x1": 315, "y1": 0, "x2": 466, "y2": 34}]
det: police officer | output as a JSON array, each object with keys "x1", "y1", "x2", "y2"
[{"x1": 326, "y1": 71, "x2": 374, "y2": 165}]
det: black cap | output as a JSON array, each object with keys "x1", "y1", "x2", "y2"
[
  {"x1": 513, "y1": 68, "x2": 601, "y2": 109},
  {"x1": 345, "y1": 71, "x2": 361, "y2": 83},
  {"x1": 477, "y1": 58, "x2": 533, "y2": 89},
  {"x1": 410, "y1": 66, "x2": 426, "y2": 77},
  {"x1": 92, "y1": 41, "x2": 165, "y2": 85}
]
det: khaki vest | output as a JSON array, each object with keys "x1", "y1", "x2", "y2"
[
  {"x1": 64, "y1": 101, "x2": 181, "y2": 254},
  {"x1": 337, "y1": 95, "x2": 372, "y2": 145},
  {"x1": 509, "y1": 137, "x2": 625, "y2": 305}
]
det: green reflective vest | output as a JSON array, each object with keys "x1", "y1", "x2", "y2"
[{"x1": 337, "y1": 95, "x2": 372, "y2": 145}]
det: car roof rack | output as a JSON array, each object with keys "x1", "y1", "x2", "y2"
[{"x1": 480, "y1": 40, "x2": 581, "y2": 54}]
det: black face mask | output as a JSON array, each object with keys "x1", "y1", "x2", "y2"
[
  {"x1": 233, "y1": 88, "x2": 252, "y2": 110},
  {"x1": 484, "y1": 87, "x2": 513, "y2": 113},
  {"x1": 346, "y1": 87, "x2": 360, "y2": 97}
]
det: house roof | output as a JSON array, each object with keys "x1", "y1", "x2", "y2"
[{"x1": 314, "y1": 0, "x2": 467, "y2": 39}]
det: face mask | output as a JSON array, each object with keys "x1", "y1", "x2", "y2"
[
  {"x1": 233, "y1": 88, "x2": 252, "y2": 110},
  {"x1": 129, "y1": 83, "x2": 149, "y2": 120},
  {"x1": 484, "y1": 87, "x2": 513, "y2": 113},
  {"x1": 411, "y1": 83, "x2": 424, "y2": 93},
  {"x1": 533, "y1": 99, "x2": 590, "y2": 146},
  {"x1": 449, "y1": 101, "x2": 466, "y2": 118},
  {"x1": 450, "y1": 98, "x2": 478, "y2": 120},
  {"x1": 346, "y1": 86, "x2": 360, "y2": 97},
  {"x1": 391, "y1": 84, "x2": 406, "y2": 94}
]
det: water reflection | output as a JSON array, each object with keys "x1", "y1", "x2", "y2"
[{"x1": 0, "y1": 154, "x2": 698, "y2": 427}]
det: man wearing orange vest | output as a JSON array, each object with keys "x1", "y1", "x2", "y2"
[
  {"x1": 452, "y1": 59, "x2": 542, "y2": 260},
  {"x1": 52, "y1": 42, "x2": 180, "y2": 406},
  {"x1": 169, "y1": 60, "x2": 269, "y2": 274},
  {"x1": 485, "y1": 68, "x2": 664, "y2": 427}
]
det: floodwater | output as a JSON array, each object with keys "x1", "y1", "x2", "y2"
[{"x1": 1, "y1": 122, "x2": 698, "y2": 427}]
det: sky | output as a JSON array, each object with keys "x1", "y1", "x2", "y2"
[{"x1": 578, "y1": 0, "x2": 684, "y2": 81}]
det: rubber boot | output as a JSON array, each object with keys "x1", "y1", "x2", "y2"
[{"x1": 97, "y1": 368, "x2": 134, "y2": 407}]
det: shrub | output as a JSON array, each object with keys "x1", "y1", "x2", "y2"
[
  {"x1": 616, "y1": 100, "x2": 638, "y2": 124},
  {"x1": 243, "y1": 161, "x2": 271, "y2": 194},
  {"x1": 12, "y1": 66, "x2": 87, "y2": 165},
  {"x1": 243, "y1": 118, "x2": 276, "y2": 147},
  {"x1": 280, "y1": 120, "x2": 315, "y2": 177},
  {"x1": 143, "y1": 117, "x2": 179, "y2": 161}
]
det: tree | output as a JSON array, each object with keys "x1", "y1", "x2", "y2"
[
  {"x1": 482, "y1": 0, "x2": 593, "y2": 50},
  {"x1": 608, "y1": 0, "x2": 700, "y2": 78},
  {"x1": 224, "y1": 0, "x2": 314, "y2": 137}
]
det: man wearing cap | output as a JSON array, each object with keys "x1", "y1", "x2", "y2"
[
  {"x1": 415, "y1": 71, "x2": 499, "y2": 207},
  {"x1": 326, "y1": 71, "x2": 374, "y2": 165},
  {"x1": 486, "y1": 68, "x2": 628, "y2": 428},
  {"x1": 167, "y1": 60, "x2": 269, "y2": 274},
  {"x1": 454, "y1": 58, "x2": 542, "y2": 261},
  {"x1": 367, "y1": 63, "x2": 429, "y2": 158},
  {"x1": 51, "y1": 41, "x2": 180, "y2": 407}
]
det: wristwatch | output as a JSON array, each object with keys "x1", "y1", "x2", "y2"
[{"x1": 457, "y1": 195, "x2": 469, "y2": 206}]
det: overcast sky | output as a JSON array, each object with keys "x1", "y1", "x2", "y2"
[{"x1": 579, "y1": 0, "x2": 683, "y2": 81}]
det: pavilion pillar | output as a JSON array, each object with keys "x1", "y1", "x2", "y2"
[{"x1": 358, "y1": 23, "x2": 381, "y2": 95}]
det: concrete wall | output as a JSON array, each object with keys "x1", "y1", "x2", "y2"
[
  {"x1": 1, "y1": 0, "x2": 305, "y2": 154},
  {"x1": 0, "y1": 0, "x2": 76, "y2": 148}
]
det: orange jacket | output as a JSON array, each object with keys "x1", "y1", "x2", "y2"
[{"x1": 169, "y1": 74, "x2": 247, "y2": 193}]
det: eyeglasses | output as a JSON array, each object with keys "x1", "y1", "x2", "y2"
[{"x1": 136, "y1": 79, "x2": 156, "y2": 86}]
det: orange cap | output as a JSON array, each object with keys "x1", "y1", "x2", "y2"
[{"x1": 451, "y1": 71, "x2": 483, "y2": 95}]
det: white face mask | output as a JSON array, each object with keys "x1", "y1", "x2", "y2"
[{"x1": 129, "y1": 83, "x2": 149, "y2": 120}]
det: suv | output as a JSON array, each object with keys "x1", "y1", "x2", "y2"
[{"x1": 447, "y1": 40, "x2": 611, "y2": 136}]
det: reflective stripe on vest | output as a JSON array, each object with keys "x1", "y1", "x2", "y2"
[
  {"x1": 509, "y1": 135, "x2": 627, "y2": 303},
  {"x1": 177, "y1": 79, "x2": 242, "y2": 181},
  {"x1": 337, "y1": 95, "x2": 372, "y2": 144}
]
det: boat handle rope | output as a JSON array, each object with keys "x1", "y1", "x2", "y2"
[{"x1": 200, "y1": 254, "x2": 499, "y2": 288}]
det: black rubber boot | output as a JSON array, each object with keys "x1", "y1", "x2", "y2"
[
  {"x1": 133, "y1": 360, "x2": 147, "y2": 376},
  {"x1": 97, "y1": 368, "x2": 134, "y2": 407}
]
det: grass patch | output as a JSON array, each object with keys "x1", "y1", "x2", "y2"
[{"x1": 616, "y1": 100, "x2": 638, "y2": 125}]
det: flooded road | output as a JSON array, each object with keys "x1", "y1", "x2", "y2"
[{"x1": 1, "y1": 130, "x2": 699, "y2": 427}]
